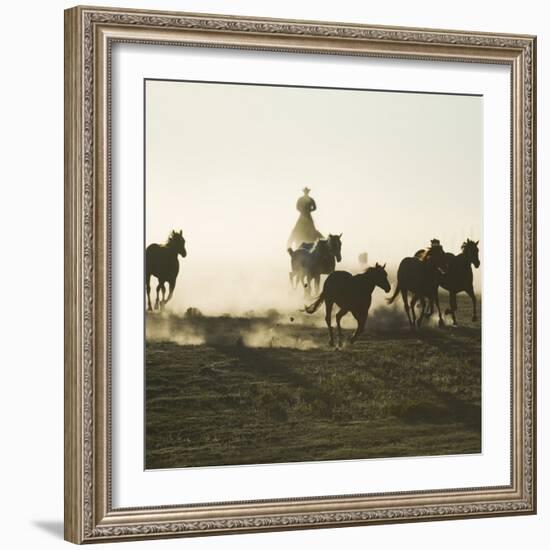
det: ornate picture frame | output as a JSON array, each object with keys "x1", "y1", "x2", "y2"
[{"x1": 64, "y1": 5, "x2": 536, "y2": 544}]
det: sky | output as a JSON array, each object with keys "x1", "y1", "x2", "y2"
[{"x1": 145, "y1": 79, "x2": 482, "y2": 315}]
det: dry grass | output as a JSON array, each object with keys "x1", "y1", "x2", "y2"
[{"x1": 145, "y1": 295, "x2": 481, "y2": 469}]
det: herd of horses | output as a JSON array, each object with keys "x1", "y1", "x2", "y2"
[
  {"x1": 145, "y1": 229, "x2": 480, "y2": 346},
  {"x1": 293, "y1": 236, "x2": 479, "y2": 346}
]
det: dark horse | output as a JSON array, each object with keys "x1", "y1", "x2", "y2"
[
  {"x1": 146, "y1": 230, "x2": 187, "y2": 311},
  {"x1": 288, "y1": 234, "x2": 342, "y2": 296},
  {"x1": 305, "y1": 263, "x2": 391, "y2": 347},
  {"x1": 415, "y1": 239, "x2": 480, "y2": 325},
  {"x1": 387, "y1": 241, "x2": 448, "y2": 328}
]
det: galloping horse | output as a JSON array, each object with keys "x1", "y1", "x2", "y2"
[
  {"x1": 439, "y1": 239, "x2": 480, "y2": 325},
  {"x1": 288, "y1": 234, "x2": 342, "y2": 296},
  {"x1": 305, "y1": 263, "x2": 391, "y2": 346},
  {"x1": 414, "y1": 239, "x2": 480, "y2": 325},
  {"x1": 387, "y1": 241, "x2": 448, "y2": 328},
  {"x1": 146, "y1": 230, "x2": 187, "y2": 311}
]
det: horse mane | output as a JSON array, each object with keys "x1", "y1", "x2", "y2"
[
  {"x1": 312, "y1": 239, "x2": 329, "y2": 252},
  {"x1": 165, "y1": 231, "x2": 177, "y2": 246},
  {"x1": 362, "y1": 263, "x2": 386, "y2": 277},
  {"x1": 417, "y1": 248, "x2": 430, "y2": 261},
  {"x1": 165, "y1": 230, "x2": 184, "y2": 248},
  {"x1": 461, "y1": 238, "x2": 475, "y2": 251},
  {"x1": 359, "y1": 266, "x2": 377, "y2": 282}
]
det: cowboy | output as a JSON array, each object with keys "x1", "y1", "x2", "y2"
[
  {"x1": 296, "y1": 187, "x2": 317, "y2": 215},
  {"x1": 287, "y1": 187, "x2": 324, "y2": 249}
]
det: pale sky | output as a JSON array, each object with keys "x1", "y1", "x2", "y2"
[{"x1": 145, "y1": 79, "x2": 482, "y2": 314}]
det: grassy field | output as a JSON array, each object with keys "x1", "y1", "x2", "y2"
[{"x1": 145, "y1": 295, "x2": 481, "y2": 469}]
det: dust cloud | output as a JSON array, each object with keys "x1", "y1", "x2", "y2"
[
  {"x1": 145, "y1": 257, "x2": 429, "y2": 350},
  {"x1": 146, "y1": 310, "x2": 320, "y2": 350}
]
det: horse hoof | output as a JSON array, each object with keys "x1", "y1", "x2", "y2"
[
  {"x1": 438, "y1": 319, "x2": 445, "y2": 328},
  {"x1": 328, "y1": 340, "x2": 335, "y2": 347},
  {"x1": 444, "y1": 308, "x2": 452, "y2": 315}
]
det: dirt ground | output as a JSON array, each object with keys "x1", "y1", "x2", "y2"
[{"x1": 145, "y1": 296, "x2": 481, "y2": 469}]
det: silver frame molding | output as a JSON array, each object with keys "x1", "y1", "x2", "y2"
[{"x1": 64, "y1": 5, "x2": 536, "y2": 544}]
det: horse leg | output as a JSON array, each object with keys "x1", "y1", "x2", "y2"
[
  {"x1": 426, "y1": 298, "x2": 434, "y2": 317},
  {"x1": 350, "y1": 311, "x2": 367, "y2": 344},
  {"x1": 146, "y1": 274, "x2": 153, "y2": 311},
  {"x1": 288, "y1": 270, "x2": 302, "y2": 290},
  {"x1": 154, "y1": 282, "x2": 164, "y2": 310},
  {"x1": 466, "y1": 287, "x2": 478, "y2": 322},
  {"x1": 434, "y1": 291, "x2": 445, "y2": 328},
  {"x1": 445, "y1": 291, "x2": 458, "y2": 326},
  {"x1": 417, "y1": 297, "x2": 427, "y2": 327},
  {"x1": 410, "y1": 295, "x2": 418, "y2": 326},
  {"x1": 335, "y1": 308, "x2": 348, "y2": 347},
  {"x1": 304, "y1": 275, "x2": 312, "y2": 298},
  {"x1": 402, "y1": 290, "x2": 413, "y2": 328},
  {"x1": 160, "y1": 283, "x2": 167, "y2": 310},
  {"x1": 163, "y1": 279, "x2": 176, "y2": 307},
  {"x1": 290, "y1": 271, "x2": 302, "y2": 290},
  {"x1": 325, "y1": 300, "x2": 335, "y2": 347},
  {"x1": 416, "y1": 296, "x2": 426, "y2": 327}
]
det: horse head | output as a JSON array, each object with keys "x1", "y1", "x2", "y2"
[
  {"x1": 462, "y1": 239, "x2": 480, "y2": 268},
  {"x1": 327, "y1": 233, "x2": 342, "y2": 263},
  {"x1": 168, "y1": 229, "x2": 187, "y2": 258},
  {"x1": 371, "y1": 262, "x2": 391, "y2": 293}
]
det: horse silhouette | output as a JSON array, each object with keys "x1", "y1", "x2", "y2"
[
  {"x1": 146, "y1": 230, "x2": 187, "y2": 311},
  {"x1": 305, "y1": 263, "x2": 391, "y2": 346},
  {"x1": 387, "y1": 241, "x2": 448, "y2": 328},
  {"x1": 414, "y1": 239, "x2": 480, "y2": 325},
  {"x1": 288, "y1": 234, "x2": 342, "y2": 296}
]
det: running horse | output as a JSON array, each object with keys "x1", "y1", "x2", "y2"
[
  {"x1": 387, "y1": 240, "x2": 448, "y2": 328},
  {"x1": 145, "y1": 230, "x2": 187, "y2": 311},
  {"x1": 288, "y1": 234, "x2": 342, "y2": 296},
  {"x1": 415, "y1": 239, "x2": 480, "y2": 325},
  {"x1": 305, "y1": 263, "x2": 391, "y2": 347}
]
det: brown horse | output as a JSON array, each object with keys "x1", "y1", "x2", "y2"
[
  {"x1": 305, "y1": 263, "x2": 391, "y2": 347},
  {"x1": 146, "y1": 230, "x2": 187, "y2": 311},
  {"x1": 288, "y1": 234, "x2": 342, "y2": 296},
  {"x1": 387, "y1": 241, "x2": 448, "y2": 328},
  {"x1": 414, "y1": 239, "x2": 480, "y2": 325},
  {"x1": 440, "y1": 239, "x2": 480, "y2": 325}
]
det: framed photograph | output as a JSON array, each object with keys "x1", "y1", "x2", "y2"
[{"x1": 64, "y1": 5, "x2": 537, "y2": 544}]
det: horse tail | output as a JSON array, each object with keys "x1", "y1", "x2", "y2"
[
  {"x1": 386, "y1": 281, "x2": 401, "y2": 305},
  {"x1": 287, "y1": 247, "x2": 294, "y2": 257},
  {"x1": 304, "y1": 291, "x2": 325, "y2": 314}
]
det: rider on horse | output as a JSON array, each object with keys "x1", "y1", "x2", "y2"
[{"x1": 287, "y1": 187, "x2": 324, "y2": 249}]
